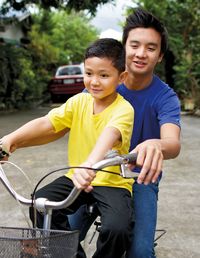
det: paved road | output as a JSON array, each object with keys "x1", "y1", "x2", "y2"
[{"x1": 0, "y1": 105, "x2": 200, "y2": 257}]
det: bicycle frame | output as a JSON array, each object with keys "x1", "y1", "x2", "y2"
[{"x1": 0, "y1": 151, "x2": 137, "y2": 231}]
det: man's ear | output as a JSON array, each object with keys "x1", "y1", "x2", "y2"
[
  {"x1": 158, "y1": 53, "x2": 164, "y2": 63},
  {"x1": 119, "y1": 71, "x2": 128, "y2": 83}
]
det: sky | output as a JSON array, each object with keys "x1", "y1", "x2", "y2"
[{"x1": 91, "y1": 0, "x2": 136, "y2": 33}]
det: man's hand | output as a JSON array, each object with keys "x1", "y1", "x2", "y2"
[
  {"x1": 72, "y1": 162, "x2": 96, "y2": 193},
  {"x1": 130, "y1": 139, "x2": 163, "y2": 185},
  {"x1": 131, "y1": 123, "x2": 181, "y2": 185}
]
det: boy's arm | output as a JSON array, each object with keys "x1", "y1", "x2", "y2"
[
  {"x1": 1, "y1": 116, "x2": 69, "y2": 154},
  {"x1": 131, "y1": 123, "x2": 181, "y2": 185},
  {"x1": 72, "y1": 126, "x2": 121, "y2": 192},
  {"x1": 87, "y1": 126, "x2": 121, "y2": 164}
]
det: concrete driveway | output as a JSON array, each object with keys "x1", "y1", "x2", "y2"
[{"x1": 0, "y1": 105, "x2": 200, "y2": 257}]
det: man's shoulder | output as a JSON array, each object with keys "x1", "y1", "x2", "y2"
[
  {"x1": 153, "y1": 75, "x2": 178, "y2": 98},
  {"x1": 144, "y1": 76, "x2": 178, "y2": 105},
  {"x1": 152, "y1": 75, "x2": 174, "y2": 92}
]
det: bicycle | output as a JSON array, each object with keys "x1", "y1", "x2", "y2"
[{"x1": 0, "y1": 149, "x2": 137, "y2": 258}]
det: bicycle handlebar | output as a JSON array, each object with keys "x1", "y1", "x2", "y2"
[
  {"x1": 0, "y1": 162, "x2": 32, "y2": 206},
  {"x1": 0, "y1": 151, "x2": 137, "y2": 211}
]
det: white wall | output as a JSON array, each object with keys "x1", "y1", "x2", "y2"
[{"x1": 0, "y1": 23, "x2": 24, "y2": 42}]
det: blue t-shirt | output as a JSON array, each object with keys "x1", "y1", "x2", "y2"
[{"x1": 117, "y1": 75, "x2": 181, "y2": 172}]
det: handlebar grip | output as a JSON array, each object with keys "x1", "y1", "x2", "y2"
[
  {"x1": 121, "y1": 152, "x2": 137, "y2": 163},
  {"x1": 0, "y1": 149, "x2": 9, "y2": 160},
  {"x1": 0, "y1": 142, "x2": 10, "y2": 160}
]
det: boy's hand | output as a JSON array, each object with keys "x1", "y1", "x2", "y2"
[{"x1": 72, "y1": 162, "x2": 96, "y2": 193}]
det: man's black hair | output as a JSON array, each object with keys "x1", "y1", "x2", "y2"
[
  {"x1": 122, "y1": 8, "x2": 168, "y2": 54},
  {"x1": 84, "y1": 38, "x2": 125, "y2": 73}
]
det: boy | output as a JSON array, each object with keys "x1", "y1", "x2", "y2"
[{"x1": 0, "y1": 38, "x2": 134, "y2": 258}]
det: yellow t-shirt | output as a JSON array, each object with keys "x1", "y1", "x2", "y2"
[{"x1": 48, "y1": 93, "x2": 134, "y2": 192}]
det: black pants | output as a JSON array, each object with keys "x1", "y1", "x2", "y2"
[{"x1": 30, "y1": 176, "x2": 134, "y2": 258}]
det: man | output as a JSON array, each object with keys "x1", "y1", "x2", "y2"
[{"x1": 69, "y1": 8, "x2": 181, "y2": 258}]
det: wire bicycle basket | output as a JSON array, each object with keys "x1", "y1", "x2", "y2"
[{"x1": 0, "y1": 227, "x2": 79, "y2": 258}]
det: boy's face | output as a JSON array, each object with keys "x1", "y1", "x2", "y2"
[
  {"x1": 125, "y1": 27, "x2": 163, "y2": 77},
  {"x1": 84, "y1": 57, "x2": 126, "y2": 101}
]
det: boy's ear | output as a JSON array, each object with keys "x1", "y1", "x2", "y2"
[{"x1": 119, "y1": 71, "x2": 128, "y2": 83}]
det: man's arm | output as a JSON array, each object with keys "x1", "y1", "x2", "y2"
[
  {"x1": 72, "y1": 126, "x2": 121, "y2": 192},
  {"x1": 1, "y1": 116, "x2": 69, "y2": 154},
  {"x1": 132, "y1": 123, "x2": 181, "y2": 185}
]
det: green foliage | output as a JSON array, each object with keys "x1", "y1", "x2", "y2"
[
  {"x1": 0, "y1": 0, "x2": 115, "y2": 16},
  {"x1": 0, "y1": 45, "x2": 40, "y2": 109},
  {"x1": 14, "y1": 56, "x2": 38, "y2": 104},
  {"x1": 50, "y1": 10, "x2": 98, "y2": 64},
  {"x1": 0, "y1": 9, "x2": 98, "y2": 110}
]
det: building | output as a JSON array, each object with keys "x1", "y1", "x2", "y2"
[
  {"x1": 99, "y1": 28, "x2": 122, "y2": 41},
  {"x1": 0, "y1": 12, "x2": 31, "y2": 45}
]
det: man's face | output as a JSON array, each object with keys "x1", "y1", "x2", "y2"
[{"x1": 125, "y1": 27, "x2": 163, "y2": 77}]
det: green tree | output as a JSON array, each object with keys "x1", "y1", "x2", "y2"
[
  {"x1": 0, "y1": 0, "x2": 115, "y2": 15},
  {"x1": 29, "y1": 9, "x2": 98, "y2": 83},
  {"x1": 50, "y1": 10, "x2": 98, "y2": 64},
  {"x1": 0, "y1": 9, "x2": 98, "y2": 110},
  {"x1": 0, "y1": 45, "x2": 39, "y2": 109}
]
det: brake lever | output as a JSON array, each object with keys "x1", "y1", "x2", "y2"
[
  {"x1": 104, "y1": 150, "x2": 138, "y2": 178},
  {"x1": 120, "y1": 164, "x2": 138, "y2": 178}
]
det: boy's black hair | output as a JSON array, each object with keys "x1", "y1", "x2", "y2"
[
  {"x1": 122, "y1": 8, "x2": 168, "y2": 54},
  {"x1": 84, "y1": 38, "x2": 125, "y2": 73}
]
